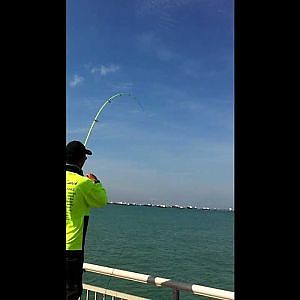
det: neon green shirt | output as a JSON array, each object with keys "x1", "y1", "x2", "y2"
[{"x1": 66, "y1": 170, "x2": 107, "y2": 250}]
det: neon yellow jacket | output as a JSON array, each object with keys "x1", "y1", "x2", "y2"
[{"x1": 66, "y1": 166, "x2": 107, "y2": 250}]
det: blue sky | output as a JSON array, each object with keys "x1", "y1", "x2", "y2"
[{"x1": 66, "y1": 0, "x2": 234, "y2": 209}]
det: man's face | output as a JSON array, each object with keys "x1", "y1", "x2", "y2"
[{"x1": 78, "y1": 155, "x2": 87, "y2": 168}]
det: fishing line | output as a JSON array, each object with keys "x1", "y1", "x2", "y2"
[
  {"x1": 132, "y1": 96, "x2": 145, "y2": 112},
  {"x1": 104, "y1": 267, "x2": 116, "y2": 295}
]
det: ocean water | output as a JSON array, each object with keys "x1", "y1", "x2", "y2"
[{"x1": 82, "y1": 204, "x2": 234, "y2": 299}]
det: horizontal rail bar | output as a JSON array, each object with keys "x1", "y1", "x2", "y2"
[
  {"x1": 82, "y1": 283, "x2": 150, "y2": 300},
  {"x1": 83, "y1": 263, "x2": 234, "y2": 300}
]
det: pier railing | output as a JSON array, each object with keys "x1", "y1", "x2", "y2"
[{"x1": 82, "y1": 263, "x2": 234, "y2": 300}]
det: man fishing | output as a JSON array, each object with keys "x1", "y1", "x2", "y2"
[{"x1": 65, "y1": 140, "x2": 108, "y2": 300}]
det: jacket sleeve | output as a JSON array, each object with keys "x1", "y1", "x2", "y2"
[{"x1": 80, "y1": 179, "x2": 108, "y2": 208}]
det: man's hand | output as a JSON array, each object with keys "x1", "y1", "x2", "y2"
[{"x1": 86, "y1": 173, "x2": 100, "y2": 183}]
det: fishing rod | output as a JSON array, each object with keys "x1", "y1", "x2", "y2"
[
  {"x1": 83, "y1": 92, "x2": 131, "y2": 147},
  {"x1": 82, "y1": 92, "x2": 146, "y2": 292},
  {"x1": 83, "y1": 92, "x2": 138, "y2": 292}
]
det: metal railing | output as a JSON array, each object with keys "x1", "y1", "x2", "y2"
[{"x1": 82, "y1": 263, "x2": 234, "y2": 300}]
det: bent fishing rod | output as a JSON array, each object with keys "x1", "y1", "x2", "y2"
[
  {"x1": 83, "y1": 92, "x2": 131, "y2": 147},
  {"x1": 83, "y1": 92, "x2": 132, "y2": 290},
  {"x1": 82, "y1": 91, "x2": 145, "y2": 290}
]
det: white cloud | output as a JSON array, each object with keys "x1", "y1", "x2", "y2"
[
  {"x1": 70, "y1": 74, "x2": 84, "y2": 87},
  {"x1": 91, "y1": 64, "x2": 120, "y2": 76}
]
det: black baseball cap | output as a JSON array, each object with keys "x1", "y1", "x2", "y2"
[{"x1": 66, "y1": 140, "x2": 92, "y2": 161}]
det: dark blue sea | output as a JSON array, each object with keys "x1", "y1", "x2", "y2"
[{"x1": 82, "y1": 204, "x2": 234, "y2": 299}]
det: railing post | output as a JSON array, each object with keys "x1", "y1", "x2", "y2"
[{"x1": 173, "y1": 289, "x2": 179, "y2": 300}]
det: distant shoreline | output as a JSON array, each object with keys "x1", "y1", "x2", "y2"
[{"x1": 107, "y1": 201, "x2": 234, "y2": 212}]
